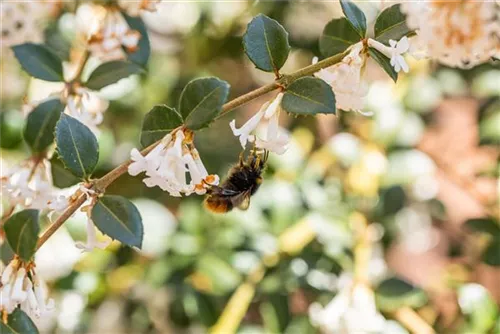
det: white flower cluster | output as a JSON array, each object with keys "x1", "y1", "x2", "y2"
[
  {"x1": 309, "y1": 281, "x2": 389, "y2": 334},
  {"x1": 118, "y1": 0, "x2": 160, "y2": 17},
  {"x1": 0, "y1": 2, "x2": 58, "y2": 48},
  {"x1": 1, "y1": 159, "x2": 68, "y2": 213},
  {"x1": 314, "y1": 42, "x2": 369, "y2": 113},
  {"x1": 401, "y1": 1, "x2": 500, "y2": 68},
  {"x1": 230, "y1": 92, "x2": 290, "y2": 155},
  {"x1": 128, "y1": 129, "x2": 219, "y2": 196},
  {"x1": 76, "y1": 4, "x2": 141, "y2": 61},
  {"x1": 63, "y1": 86, "x2": 109, "y2": 134},
  {"x1": 0, "y1": 259, "x2": 54, "y2": 318}
]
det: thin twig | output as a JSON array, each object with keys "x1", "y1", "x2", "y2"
[{"x1": 35, "y1": 51, "x2": 348, "y2": 251}]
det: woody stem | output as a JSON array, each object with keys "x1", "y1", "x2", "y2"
[{"x1": 35, "y1": 50, "x2": 347, "y2": 250}]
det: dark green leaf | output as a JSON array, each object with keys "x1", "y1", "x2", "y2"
[
  {"x1": 340, "y1": 0, "x2": 367, "y2": 37},
  {"x1": 374, "y1": 4, "x2": 413, "y2": 45},
  {"x1": 465, "y1": 218, "x2": 500, "y2": 236},
  {"x1": 369, "y1": 47, "x2": 398, "y2": 82},
  {"x1": 23, "y1": 98, "x2": 64, "y2": 153},
  {"x1": 92, "y1": 195, "x2": 143, "y2": 248},
  {"x1": 243, "y1": 14, "x2": 290, "y2": 73},
  {"x1": 85, "y1": 60, "x2": 143, "y2": 90},
  {"x1": 50, "y1": 153, "x2": 81, "y2": 188},
  {"x1": 140, "y1": 105, "x2": 183, "y2": 147},
  {"x1": 44, "y1": 22, "x2": 71, "y2": 61},
  {"x1": 282, "y1": 77, "x2": 336, "y2": 115},
  {"x1": 12, "y1": 43, "x2": 64, "y2": 82},
  {"x1": 55, "y1": 114, "x2": 99, "y2": 180},
  {"x1": 123, "y1": 13, "x2": 150, "y2": 67},
  {"x1": 319, "y1": 18, "x2": 361, "y2": 57},
  {"x1": 1, "y1": 309, "x2": 39, "y2": 334},
  {"x1": 179, "y1": 77, "x2": 230, "y2": 130},
  {"x1": 3, "y1": 209, "x2": 39, "y2": 262},
  {"x1": 375, "y1": 277, "x2": 427, "y2": 311},
  {"x1": 483, "y1": 238, "x2": 500, "y2": 266}
]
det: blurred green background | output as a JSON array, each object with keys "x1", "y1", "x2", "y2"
[{"x1": 1, "y1": 1, "x2": 499, "y2": 333}]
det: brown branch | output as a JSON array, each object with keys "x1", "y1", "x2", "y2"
[{"x1": 35, "y1": 50, "x2": 348, "y2": 251}]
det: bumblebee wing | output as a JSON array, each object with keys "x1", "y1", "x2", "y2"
[{"x1": 230, "y1": 190, "x2": 252, "y2": 211}]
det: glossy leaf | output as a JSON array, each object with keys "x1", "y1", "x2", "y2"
[
  {"x1": 483, "y1": 238, "x2": 500, "y2": 266},
  {"x1": 92, "y1": 195, "x2": 143, "y2": 248},
  {"x1": 85, "y1": 60, "x2": 143, "y2": 90},
  {"x1": 320, "y1": 18, "x2": 361, "y2": 57},
  {"x1": 375, "y1": 277, "x2": 427, "y2": 311},
  {"x1": 179, "y1": 77, "x2": 230, "y2": 130},
  {"x1": 140, "y1": 105, "x2": 183, "y2": 147},
  {"x1": 1, "y1": 309, "x2": 39, "y2": 334},
  {"x1": 50, "y1": 153, "x2": 81, "y2": 188},
  {"x1": 465, "y1": 218, "x2": 500, "y2": 236},
  {"x1": 23, "y1": 98, "x2": 64, "y2": 153},
  {"x1": 123, "y1": 13, "x2": 150, "y2": 67},
  {"x1": 243, "y1": 14, "x2": 290, "y2": 73},
  {"x1": 369, "y1": 47, "x2": 398, "y2": 82},
  {"x1": 3, "y1": 209, "x2": 39, "y2": 262},
  {"x1": 340, "y1": 0, "x2": 367, "y2": 37},
  {"x1": 55, "y1": 114, "x2": 99, "y2": 180},
  {"x1": 375, "y1": 4, "x2": 413, "y2": 45},
  {"x1": 282, "y1": 77, "x2": 336, "y2": 115},
  {"x1": 12, "y1": 43, "x2": 64, "y2": 82}
]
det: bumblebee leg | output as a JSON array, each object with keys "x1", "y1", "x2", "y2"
[{"x1": 239, "y1": 151, "x2": 245, "y2": 167}]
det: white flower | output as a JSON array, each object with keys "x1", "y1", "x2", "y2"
[
  {"x1": 309, "y1": 282, "x2": 388, "y2": 334},
  {"x1": 118, "y1": 0, "x2": 160, "y2": 16},
  {"x1": 1, "y1": 159, "x2": 68, "y2": 214},
  {"x1": 314, "y1": 42, "x2": 370, "y2": 113},
  {"x1": 64, "y1": 87, "x2": 109, "y2": 134},
  {"x1": 230, "y1": 92, "x2": 289, "y2": 154},
  {"x1": 0, "y1": 259, "x2": 55, "y2": 318},
  {"x1": 368, "y1": 37, "x2": 410, "y2": 73},
  {"x1": 75, "y1": 213, "x2": 111, "y2": 252},
  {"x1": 128, "y1": 130, "x2": 219, "y2": 196},
  {"x1": 82, "y1": 7, "x2": 142, "y2": 61},
  {"x1": 401, "y1": 1, "x2": 500, "y2": 68}
]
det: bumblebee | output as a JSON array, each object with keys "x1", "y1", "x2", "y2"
[{"x1": 204, "y1": 149, "x2": 268, "y2": 213}]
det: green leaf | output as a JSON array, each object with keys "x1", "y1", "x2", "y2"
[
  {"x1": 179, "y1": 77, "x2": 230, "y2": 130},
  {"x1": 50, "y1": 153, "x2": 81, "y2": 188},
  {"x1": 23, "y1": 98, "x2": 64, "y2": 153},
  {"x1": 140, "y1": 105, "x2": 183, "y2": 147},
  {"x1": 465, "y1": 218, "x2": 500, "y2": 236},
  {"x1": 340, "y1": 0, "x2": 367, "y2": 37},
  {"x1": 92, "y1": 195, "x2": 143, "y2": 248},
  {"x1": 123, "y1": 13, "x2": 150, "y2": 67},
  {"x1": 483, "y1": 238, "x2": 500, "y2": 266},
  {"x1": 282, "y1": 77, "x2": 336, "y2": 115},
  {"x1": 1, "y1": 309, "x2": 39, "y2": 334},
  {"x1": 12, "y1": 43, "x2": 64, "y2": 82},
  {"x1": 85, "y1": 60, "x2": 143, "y2": 90},
  {"x1": 319, "y1": 18, "x2": 361, "y2": 57},
  {"x1": 374, "y1": 4, "x2": 413, "y2": 45},
  {"x1": 369, "y1": 47, "x2": 398, "y2": 82},
  {"x1": 375, "y1": 277, "x2": 427, "y2": 312},
  {"x1": 3, "y1": 209, "x2": 39, "y2": 262},
  {"x1": 243, "y1": 14, "x2": 290, "y2": 73},
  {"x1": 55, "y1": 114, "x2": 99, "y2": 180}
]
